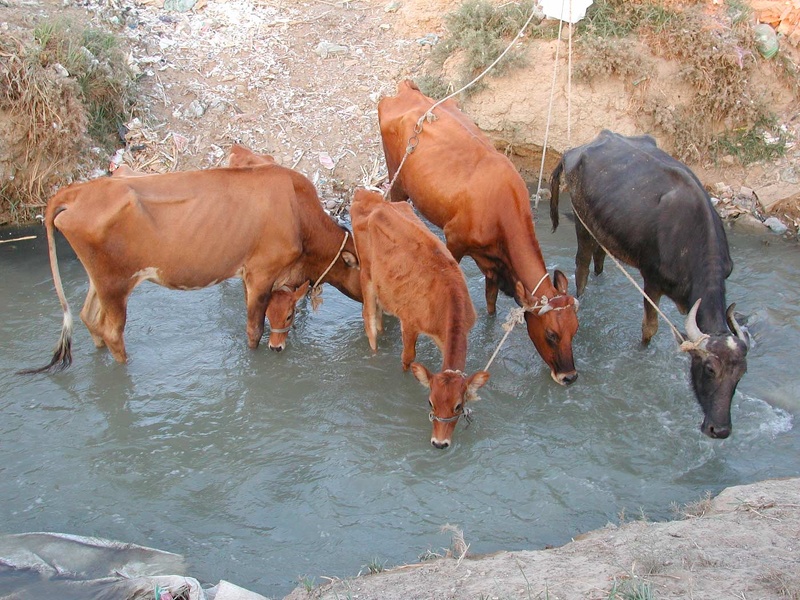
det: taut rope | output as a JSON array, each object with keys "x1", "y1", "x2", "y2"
[{"x1": 383, "y1": 4, "x2": 542, "y2": 199}]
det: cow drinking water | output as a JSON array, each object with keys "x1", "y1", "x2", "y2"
[
  {"x1": 24, "y1": 157, "x2": 360, "y2": 372},
  {"x1": 378, "y1": 80, "x2": 579, "y2": 386},
  {"x1": 550, "y1": 129, "x2": 749, "y2": 439},
  {"x1": 350, "y1": 189, "x2": 489, "y2": 449}
]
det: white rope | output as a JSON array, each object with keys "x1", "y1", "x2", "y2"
[
  {"x1": 384, "y1": 4, "x2": 541, "y2": 198},
  {"x1": 308, "y1": 230, "x2": 349, "y2": 311},
  {"x1": 569, "y1": 204, "x2": 687, "y2": 344},
  {"x1": 535, "y1": 14, "x2": 565, "y2": 211}
]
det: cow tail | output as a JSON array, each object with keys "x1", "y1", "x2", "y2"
[
  {"x1": 549, "y1": 158, "x2": 564, "y2": 232},
  {"x1": 18, "y1": 202, "x2": 73, "y2": 374}
]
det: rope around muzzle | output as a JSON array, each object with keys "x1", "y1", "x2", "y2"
[
  {"x1": 428, "y1": 369, "x2": 476, "y2": 429},
  {"x1": 481, "y1": 272, "x2": 578, "y2": 372}
]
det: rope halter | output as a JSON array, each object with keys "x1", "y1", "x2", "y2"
[
  {"x1": 427, "y1": 369, "x2": 475, "y2": 428},
  {"x1": 522, "y1": 272, "x2": 580, "y2": 316},
  {"x1": 268, "y1": 285, "x2": 296, "y2": 334}
]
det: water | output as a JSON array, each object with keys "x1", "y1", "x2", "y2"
[{"x1": 1, "y1": 217, "x2": 798, "y2": 599}]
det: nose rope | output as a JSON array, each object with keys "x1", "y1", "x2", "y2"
[{"x1": 481, "y1": 274, "x2": 577, "y2": 373}]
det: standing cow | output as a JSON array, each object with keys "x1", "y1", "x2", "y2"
[
  {"x1": 378, "y1": 80, "x2": 579, "y2": 386},
  {"x1": 550, "y1": 129, "x2": 749, "y2": 439},
  {"x1": 351, "y1": 189, "x2": 489, "y2": 449},
  {"x1": 23, "y1": 159, "x2": 361, "y2": 372}
]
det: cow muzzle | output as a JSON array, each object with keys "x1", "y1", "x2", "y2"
[
  {"x1": 429, "y1": 409, "x2": 472, "y2": 449},
  {"x1": 701, "y1": 418, "x2": 731, "y2": 439},
  {"x1": 552, "y1": 370, "x2": 578, "y2": 386}
]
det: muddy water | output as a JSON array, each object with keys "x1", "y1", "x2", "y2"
[{"x1": 1, "y1": 218, "x2": 798, "y2": 598}]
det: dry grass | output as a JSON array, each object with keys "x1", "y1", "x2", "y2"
[
  {"x1": 672, "y1": 490, "x2": 713, "y2": 519},
  {"x1": 417, "y1": 0, "x2": 548, "y2": 99},
  {"x1": 0, "y1": 18, "x2": 134, "y2": 224},
  {"x1": 574, "y1": 0, "x2": 792, "y2": 164}
]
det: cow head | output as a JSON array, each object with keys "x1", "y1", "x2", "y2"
[
  {"x1": 682, "y1": 299, "x2": 749, "y2": 439},
  {"x1": 411, "y1": 363, "x2": 490, "y2": 449},
  {"x1": 266, "y1": 281, "x2": 310, "y2": 352},
  {"x1": 516, "y1": 271, "x2": 580, "y2": 386}
]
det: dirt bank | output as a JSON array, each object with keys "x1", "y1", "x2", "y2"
[{"x1": 284, "y1": 477, "x2": 800, "y2": 600}]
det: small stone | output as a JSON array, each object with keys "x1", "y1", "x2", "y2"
[
  {"x1": 314, "y1": 42, "x2": 348, "y2": 58},
  {"x1": 764, "y1": 216, "x2": 788, "y2": 234}
]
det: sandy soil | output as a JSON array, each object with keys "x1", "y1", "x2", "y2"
[{"x1": 283, "y1": 477, "x2": 800, "y2": 600}]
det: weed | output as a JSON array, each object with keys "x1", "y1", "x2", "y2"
[
  {"x1": 673, "y1": 490, "x2": 713, "y2": 518},
  {"x1": 573, "y1": 0, "x2": 796, "y2": 165},
  {"x1": 33, "y1": 18, "x2": 133, "y2": 143},
  {"x1": 418, "y1": 548, "x2": 443, "y2": 562},
  {"x1": 297, "y1": 575, "x2": 315, "y2": 592},
  {"x1": 607, "y1": 576, "x2": 655, "y2": 600},
  {"x1": 714, "y1": 117, "x2": 788, "y2": 165},
  {"x1": 758, "y1": 569, "x2": 800, "y2": 599},
  {"x1": 425, "y1": 0, "x2": 543, "y2": 98},
  {"x1": 362, "y1": 556, "x2": 385, "y2": 574},
  {"x1": 574, "y1": 36, "x2": 651, "y2": 81},
  {"x1": 0, "y1": 18, "x2": 136, "y2": 224}
]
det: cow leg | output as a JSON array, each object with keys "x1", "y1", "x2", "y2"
[
  {"x1": 593, "y1": 245, "x2": 606, "y2": 276},
  {"x1": 93, "y1": 286, "x2": 131, "y2": 363},
  {"x1": 244, "y1": 275, "x2": 274, "y2": 349},
  {"x1": 400, "y1": 326, "x2": 419, "y2": 371},
  {"x1": 641, "y1": 283, "x2": 663, "y2": 346},
  {"x1": 484, "y1": 274, "x2": 499, "y2": 315},
  {"x1": 362, "y1": 281, "x2": 380, "y2": 351},
  {"x1": 80, "y1": 281, "x2": 106, "y2": 348},
  {"x1": 574, "y1": 222, "x2": 597, "y2": 297}
]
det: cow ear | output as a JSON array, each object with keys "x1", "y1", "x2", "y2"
[
  {"x1": 553, "y1": 269, "x2": 569, "y2": 294},
  {"x1": 410, "y1": 362, "x2": 432, "y2": 388},
  {"x1": 294, "y1": 280, "x2": 311, "y2": 300},
  {"x1": 465, "y1": 370, "x2": 490, "y2": 402},
  {"x1": 341, "y1": 251, "x2": 359, "y2": 269}
]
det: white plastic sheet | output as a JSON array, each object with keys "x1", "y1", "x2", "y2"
[{"x1": 539, "y1": 0, "x2": 593, "y2": 23}]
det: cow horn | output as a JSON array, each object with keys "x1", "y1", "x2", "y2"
[
  {"x1": 573, "y1": 297, "x2": 580, "y2": 312},
  {"x1": 685, "y1": 298, "x2": 704, "y2": 343},
  {"x1": 726, "y1": 303, "x2": 750, "y2": 349}
]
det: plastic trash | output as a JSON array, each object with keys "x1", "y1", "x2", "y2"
[{"x1": 754, "y1": 23, "x2": 779, "y2": 59}]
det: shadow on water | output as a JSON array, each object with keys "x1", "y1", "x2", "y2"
[{"x1": 1, "y1": 214, "x2": 798, "y2": 598}]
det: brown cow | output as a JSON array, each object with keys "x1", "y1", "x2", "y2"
[
  {"x1": 378, "y1": 80, "x2": 580, "y2": 385},
  {"x1": 265, "y1": 281, "x2": 310, "y2": 352},
  {"x1": 24, "y1": 159, "x2": 361, "y2": 372},
  {"x1": 351, "y1": 188, "x2": 489, "y2": 449}
]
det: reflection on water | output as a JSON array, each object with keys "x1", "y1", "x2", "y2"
[{"x1": 1, "y1": 220, "x2": 798, "y2": 598}]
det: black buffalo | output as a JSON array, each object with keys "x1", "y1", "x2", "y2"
[{"x1": 550, "y1": 129, "x2": 749, "y2": 439}]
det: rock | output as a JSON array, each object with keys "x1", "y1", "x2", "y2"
[
  {"x1": 163, "y1": 0, "x2": 197, "y2": 12},
  {"x1": 764, "y1": 216, "x2": 789, "y2": 234},
  {"x1": 314, "y1": 42, "x2": 348, "y2": 58}
]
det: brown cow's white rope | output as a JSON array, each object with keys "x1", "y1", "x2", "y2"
[
  {"x1": 383, "y1": 4, "x2": 541, "y2": 199},
  {"x1": 309, "y1": 230, "x2": 349, "y2": 310},
  {"x1": 482, "y1": 272, "x2": 551, "y2": 372}
]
